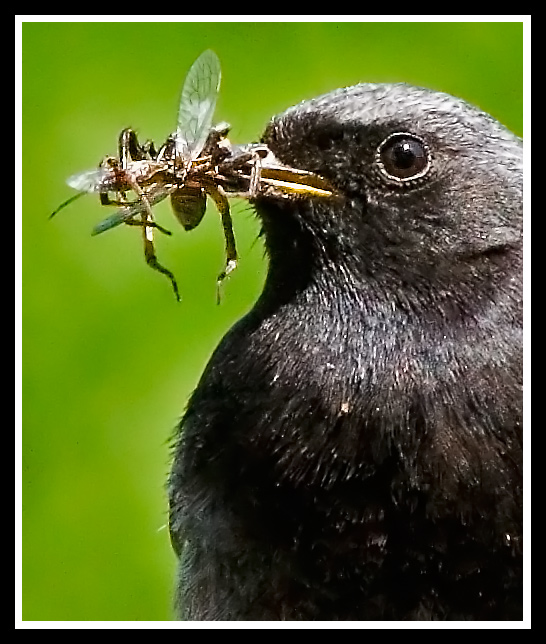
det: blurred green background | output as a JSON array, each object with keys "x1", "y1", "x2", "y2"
[{"x1": 21, "y1": 21, "x2": 523, "y2": 622}]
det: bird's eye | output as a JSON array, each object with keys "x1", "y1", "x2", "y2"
[{"x1": 377, "y1": 133, "x2": 431, "y2": 183}]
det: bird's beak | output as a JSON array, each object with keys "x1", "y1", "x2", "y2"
[
  {"x1": 254, "y1": 147, "x2": 335, "y2": 198},
  {"x1": 225, "y1": 143, "x2": 336, "y2": 200}
]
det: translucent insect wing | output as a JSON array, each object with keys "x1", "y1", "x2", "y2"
[
  {"x1": 66, "y1": 168, "x2": 110, "y2": 193},
  {"x1": 176, "y1": 50, "x2": 221, "y2": 161},
  {"x1": 92, "y1": 211, "x2": 127, "y2": 235},
  {"x1": 91, "y1": 185, "x2": 173, "y2": 235}
]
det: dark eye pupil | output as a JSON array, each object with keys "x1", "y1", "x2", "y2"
[
  {"x1": 392, "y1": 141, "x2": 418, "y2": 169},
  {"x1": 378, "y1": 134, "x2": 430, "y2": 181}
]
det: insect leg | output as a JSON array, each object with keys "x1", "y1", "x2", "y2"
[
  {"x1": 207, "y1": 183, "x2": 237, "y2": 284},
  {"x1": 119, "y1": 128, "x2": 142, "y2": 167},
  {"x1": 128, "y1": 177, "x2": 180, "y2": 301},
  {"x1": 141, "y1": 139, "x2": 157, "y2": 159},
  {"x1": 126, "y1": 177, "x2": 163, "y2": 230},
  {"x1": 217, "y1": 147, "x2": 265, "y2": 198},
  {"x1": 247, "y1": 150, "x2": 263, "y2": 196},
  {"x1": 123, "y1": 217, "x2": 173, "y2": 236},
  {"x1": 142, "y1": 223, "x2": 180, "y2": 301},
  {"x1": 100, "y1": 191, "x2": 129, "y2": 207}
]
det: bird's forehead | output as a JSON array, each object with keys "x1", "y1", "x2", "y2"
[{"x1": 278, "y1": 83, "x2": 502, "y2": 140}]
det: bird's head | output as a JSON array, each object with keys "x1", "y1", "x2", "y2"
[{"x1": 249, "y1": 83, "x2": 522, "y2": 297}]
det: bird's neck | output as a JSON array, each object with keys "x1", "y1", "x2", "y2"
[{"x1": 254, "y1": 197, "x2": 518, "y2": 334}]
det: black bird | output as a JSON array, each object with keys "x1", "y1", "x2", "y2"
[{"x1": 168, "y1": 82, "x2": 523, "y2": 621}]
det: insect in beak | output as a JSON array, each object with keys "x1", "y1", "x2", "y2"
[
  {"x1": 253, "y1": 148, "x2": 336, "y2": 199},
  {"x1": 50, "y1": 50, "x2": 336, "y2": 303}
]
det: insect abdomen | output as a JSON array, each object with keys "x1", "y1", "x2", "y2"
[{"x1": 171, "y1": 186, "x2": 207, "y2": 231}]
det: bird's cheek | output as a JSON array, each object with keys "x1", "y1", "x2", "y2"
[
  {"x1": 323, "y1": 158, "x2": 371, "y2": 197},
  {"x1": 343, "y1": 175, "x2": 367, "y2": 196}
]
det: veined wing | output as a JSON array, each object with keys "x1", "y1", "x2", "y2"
[
  {"x1": 50, "y1": 168, "x2": 114, "y2": 219},
  {"x1": 92, "y1": 185, "x2": 173, "y2": 235},
  {"x1": 66, "y1": 168, "x2": 114, "y2": 193},
  {"x1": 176, "y1": 50, "x2": 221, "y2": 162}
]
